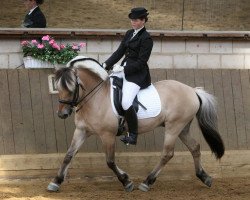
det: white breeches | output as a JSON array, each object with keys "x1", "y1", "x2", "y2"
[{"x1": 112, "y1": 71, "x2": 140, "y2": 110}]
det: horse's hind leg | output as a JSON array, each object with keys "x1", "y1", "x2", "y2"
[
  {"x1": 139, "y1": 123, "x2": 184, "y2": 192},
  {"x1": 179, "y1": 122, "x2": 212, "y2": 187},
  {"x1": 101, "y1": 132, "x2": 134, "y2": 192},
  {"x1": 47, "y1": 128, "x2": 87, "y2": 192}
]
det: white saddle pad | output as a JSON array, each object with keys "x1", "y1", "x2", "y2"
[{"x1": 110, "y1": 79, "x2": 161, "y2": 119}]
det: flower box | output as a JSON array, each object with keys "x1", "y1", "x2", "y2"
[
  {"x1": 23, "y1": 56, "x2": 54, "y2": 68},
  {"x1": 21, "y1": 35, "x2": 86, "y2": 69}
]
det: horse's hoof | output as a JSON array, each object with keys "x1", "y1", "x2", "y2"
[
  {"x1": 124, "y1": 181, "x2": 134, "y2": 192},
  {"x1": 138, "y1": 183, "x2": 150, "y2": 192},
  {"x1": 47, "y1": 182, "x2": 60, "y2": 192},
  {"x1": 204, "y1": 176, "x2": 212, "y2": 187}
]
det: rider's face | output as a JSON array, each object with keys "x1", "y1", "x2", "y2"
[
  {"x1": 23, "y1": 0, "x2": 36, "y2": 11},
  {"x1": 130, "y1": 19, "x2": 145, "y2": 30}
]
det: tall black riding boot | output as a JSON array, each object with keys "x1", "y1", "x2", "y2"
[{"x1": 120, "y1": 106, "x2": 138, "y2": 145}]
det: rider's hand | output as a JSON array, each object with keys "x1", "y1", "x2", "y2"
[
  {"x1": 102, "y1": 63, "x2": 108, "y2": 70},
  {"x1": 112, "y1": 64, "x2": 124, "y2": 72}
]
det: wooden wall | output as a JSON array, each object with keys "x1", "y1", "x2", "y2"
[{"x1": 0, "y1": 69, "x2": 249, "y2": 155}]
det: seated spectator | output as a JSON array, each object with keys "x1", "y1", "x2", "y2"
[{"x1": 22, "y1": 0, "x2": 46, "y2": 28}]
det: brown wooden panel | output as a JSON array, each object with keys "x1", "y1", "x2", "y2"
[
  {"x1": 231, "y1": 70, "x2": 247, "y2": 149},
  {"x1": 1, "y1": 68, "x2": 250, "y2": 155},
  {"x1": 212, "y1": 70, "x2": 228, "y2": 149},
  {"x1": 39, "y1": 70, "x2": 57, "y2": 153},
  {"x1": 96, "y1": 136, "x2": 104, "y2": 153},
  {"x1": 153, "y1": 126, "x2": 164, "y2": 152},
  {"x1": 8, "y1": 70, "x2": 25, "y2": 154},
  {"x1": 203, "y1": 69, "x2": 214, "y2": 95},
  {"x1": 240, "y1": 70, "x2": 250, "y2": 149},
  {"x1": 0, "y1": 70, "x2": 15, "y2": 154},
  {"x1": 84, "y1": 135, "x2": 98, "y2": 152},
  {"x1": 29, "y1": 70, "x2": 46, "y2": 153},
  {"x1": 166, "y1": 69, "x2": 175, "y2": 80},
  {"x1": 222, "y1": 70, "x2": 238, "y2": 150},
  {"x1": 18, "y1": 69, "x2": 36, "y2": 154},
  {"x1": 51, "y1": 94, "x2": 67, "y2": 153}
]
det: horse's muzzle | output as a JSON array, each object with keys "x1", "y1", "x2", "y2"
[{"x1": 57, "y1": 108, "x2": 73, "y2": 119}]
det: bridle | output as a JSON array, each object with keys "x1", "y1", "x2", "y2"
[{"x1": 58, "y1": 58, "x2": 105, "y2": 112}]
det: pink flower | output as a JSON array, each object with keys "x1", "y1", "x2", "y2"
[
  {"x1": 21, "y1": 40, "x2": 29, "y2": 46},
  {"x1": 52, "y1": 43, "x2": 60, "y2": 50},
  {"x1": 31, "y1": 40, "x2": 38, "y2": 44},
  {"x1": 79, "y1": 42, "x2": 86, "y2": 48},
  {"x1": 37, "y1": 44, "x2": 44, "y2": 49},
  {"x1": 72, "y1": 45, "x2": 79, "y2": 50},
  {"x1": 60, "y1": 44, "x2": 66, "y2": 49},
  {"x1": 49, "y1": 39, "x2": 55, "y2": 45},
  {"x1": 42, "y1": 35, "x2": 50, "y2": 41}
]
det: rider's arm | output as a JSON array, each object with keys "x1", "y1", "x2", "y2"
[{"x1": 104, "y1": 30, "x2": 131, "y2": 70}]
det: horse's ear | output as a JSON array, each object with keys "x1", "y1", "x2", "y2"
[
  {"x1": 54, "y1": 64, "x2": 66, "y2": 71},
  {"x1": 76, "y1": 76, "x2": 83, "y2": 85}
]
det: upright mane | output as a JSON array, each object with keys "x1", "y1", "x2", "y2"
[
  {"x1": 66, "y1": 56, "x2": 108, "y2": 80},
  {"x1": 55, "y1": 56, "x2": 108, "y2": 92}
]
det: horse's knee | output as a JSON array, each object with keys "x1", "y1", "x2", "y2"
[
  {"x1": 63, "y1": 154, "x2": 73, "y2": 164},
  {"x1": 192, "y1": 143, "x2": 201, "y2": 157},
  {"x1": 161, "y1": 150, "x2": 174, "y2": 164}
]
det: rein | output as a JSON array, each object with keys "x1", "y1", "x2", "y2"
[{"x1": 75, "y1": 80, "x2": 104, "y2": 112}]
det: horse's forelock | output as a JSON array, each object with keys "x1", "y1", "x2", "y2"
[{"x1": 55, "y1": 68, "x2": 76, "y2": 93}]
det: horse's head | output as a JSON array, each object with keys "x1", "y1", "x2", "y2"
[
  {"x1": 55, "y1": 67, "x2": 78, "y2": 119},
  {"x1": 55, "y1": 56, "x2": 109, "y2": 119}
]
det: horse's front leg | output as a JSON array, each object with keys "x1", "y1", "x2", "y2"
[
  {"x1": 101, "y1": 132, "x2": 134, "y2": 192},
  {"x1": 47, "y1": 128, "x2": 87, "y2": 192}
]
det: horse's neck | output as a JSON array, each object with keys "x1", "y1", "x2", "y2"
[
  {"x1": 78, "y1": 69, "x2": 102, "y2": 91},
  {"x1": 76, "y1": 68, "x2": 111, "y2": 118}
]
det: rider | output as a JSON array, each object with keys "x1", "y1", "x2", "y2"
[
  {"x1": 103, "y1": 7, "x2": 153, "y2": 145},
  {"x1": 22, "y1": 0, "x2": 46, "y2": 28}
]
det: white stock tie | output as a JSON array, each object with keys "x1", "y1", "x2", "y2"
[{"x1": 131, "y1": 31, "x2": 137, "y2": 40}]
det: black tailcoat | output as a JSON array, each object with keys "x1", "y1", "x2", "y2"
[
  {"x1": 23, "y1": 7, "x2": 46, "y2": 28},
  {"x1": 105, "y1": 27, "x2": 153, "y2": 89}
]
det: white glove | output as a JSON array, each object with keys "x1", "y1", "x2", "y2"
[{"x1": 112, "y1": 64, "x2": 124, "y2": 72}]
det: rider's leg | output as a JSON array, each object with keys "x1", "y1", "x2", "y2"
[{"x1": 120, "y1": 79, "x2": 140, "y2": 145}]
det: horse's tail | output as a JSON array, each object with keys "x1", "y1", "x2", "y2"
[{"x1": 195, "y1": 88, "x2": 225, "y2": 159}]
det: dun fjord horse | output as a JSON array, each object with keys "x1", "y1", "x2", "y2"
[{"x1": 47, "y1": 56, "x2": 224, "y2": 192}]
